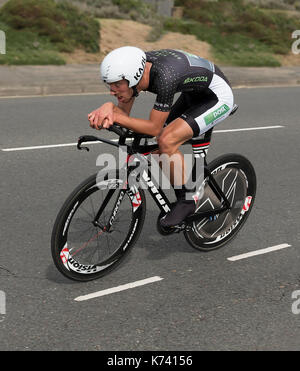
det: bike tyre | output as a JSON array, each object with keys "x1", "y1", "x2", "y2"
[{"x1": 51, "y1": 171, "x2": 146, "y2": 281}]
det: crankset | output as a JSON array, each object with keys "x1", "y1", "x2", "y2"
[{"x1": 156, "y1": 210, "x2": 192, "y2": 235}]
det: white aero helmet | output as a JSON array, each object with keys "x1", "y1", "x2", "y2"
[{"x1": 100, "y1": 46, "x2": 146, "y2": 88}]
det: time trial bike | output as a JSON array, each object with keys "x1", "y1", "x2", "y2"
[{"x1": 51, "y1": 104, "x2": 256, "y2": 281}]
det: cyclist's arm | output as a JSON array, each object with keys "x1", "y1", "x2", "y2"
[
  {"x1": 113, "y1": 108, "x2": 169, "y2": 137},
  {"x1": 88, "y1": 99, "x2": 134, "y2": 128}
]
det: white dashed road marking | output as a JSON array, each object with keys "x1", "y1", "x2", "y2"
[
  {"x1": 227, "y1": 243, "x2": 291, "y2": 262},
  {"x1": 1, "y1": 139, "x2": 119, "y2": 152},
  {"x1": 74, "y1": 276, "x2": 164, "y2": 302},
  {"x1": 215, "y1": 125, "x2": 283, "y2": 133}
]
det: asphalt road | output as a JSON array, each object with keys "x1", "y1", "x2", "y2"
[{"x1": 0, "y1": 87, "x2": 300, "y2": 351}]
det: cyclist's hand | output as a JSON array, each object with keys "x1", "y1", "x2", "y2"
[
  {"x1": 101, "y1": 118, "x2": 114, "y2": 130},
  {"x1": 88, "y1": 103, "x2": 114, "y2": 130}
]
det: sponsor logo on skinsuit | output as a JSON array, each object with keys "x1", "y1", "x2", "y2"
[
  {"x1": 184, "y1": 76, "x2": 208, "y2": 84},
  {"x1": 204, "y1": 104, "x2": 230, "y2": 126}
]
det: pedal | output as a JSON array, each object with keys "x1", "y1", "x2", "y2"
[
  {"x1": 171, "y1": 222, "x2": 187, "y2": 233},
  {"x1": 157, "y1": 215, "x2": 187, "y2": 235}
]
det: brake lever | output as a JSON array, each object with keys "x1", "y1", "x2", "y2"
[
  {"x1": 77, "y1": 135, "x2": 99, "y2": 151},
  {"x1": 77, "y1": 123, "x2": 131, "y2": 152}
]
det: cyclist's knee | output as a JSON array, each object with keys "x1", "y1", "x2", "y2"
[{"x1": 157, "y1": 132, "x2": 177, "y2": 155}]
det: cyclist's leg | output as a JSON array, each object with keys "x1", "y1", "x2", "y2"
[
  {"x1": 153, "y1": 93, "x2": 194, "y2": 186},
  {"x1": 164, "y1": 92, "x2": 190, "y2": 126},
  {"x1": 156, "y1": 95, "x2": 202, "y2": 226},
  {"x1": 156, "y1": 92, "x2": 210, "y2": 184},
  {"x1": 189, "y1": 99, "x2": 234, "y2": 136},
  {"x1": 158, "y1": 92, "x2": 220, "y2": 189},
  {"x1": 159, "y1": 90, "x2": 234, "y2": 227},
  {"x1": 173, "y1": 90, "x2": 234, "y2": 198},
  {"x1": 182, "y1": 100, "x2": 229, "y2": 138},
  {"x1": 157, "y1": 119, "x2": 197, "y2": 227},
  {"x1": 195, "y1": 74, "x2": 234, "y2": 135}
]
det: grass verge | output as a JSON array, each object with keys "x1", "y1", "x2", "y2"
[
  {"x1": 169, "y1": 0, "x2": 300, "y2": 66},
  {"x1": 0, "y1": 0, "x2": 100, "y2": 65}
]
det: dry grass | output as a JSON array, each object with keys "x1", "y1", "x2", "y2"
[
  {"x1": 276, "y1": 52, "x2": 300, "y2": 66},
  {"x1": 61, "y1": 18, "x2": 300, "y2": 66},
  {"x1": 62, "y1": 18, "x2": 213, "y2": 64}
]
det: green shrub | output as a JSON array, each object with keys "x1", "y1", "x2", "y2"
[
  {"x1": 0, "y1": 23, "x2": 66, "y2": 65},
  {"x1": 173, "y1": 0, "x2": 300, "y2": 58},
  {"x1": 0, "y1": 0, "x2": 100, "y2": 53},
  {"x1": 56, "y1": 1, "x2": 100, "y2": 52},
  {"x1": 112, "y1": 0, "x2": 150, "y2": 15},
  {"x1": 0, "y1": 49, "x2": 66, "y2": 65},
  {"x1": 165, "y1": 0, "x2": 300, "y2": 65},
  {"x1": 164, "y1": 18, "x2": 281, "y2": 67}
]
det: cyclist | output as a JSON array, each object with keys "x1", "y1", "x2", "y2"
[{"x1": 88, "y1": 46, "x2": 234, "y2": 227}]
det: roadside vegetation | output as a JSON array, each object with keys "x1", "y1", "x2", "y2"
[
  {"x1": 0, "y1": 0, "x2": 100, "y2": 65},
  {"x1": 0, "y1": 0, "x2": 299, "y2": 66},
  {"x1": 166, "y1": 0, "x2": 300, "y2": 66},
  {"x1": 59, "y1": 0, "x2": 165, "y2": 42}
]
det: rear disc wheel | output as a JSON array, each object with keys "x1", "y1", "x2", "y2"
[{"x1": 184, "y1": 154, "x2": 256, "y2": 251}]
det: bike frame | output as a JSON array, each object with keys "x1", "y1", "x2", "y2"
[{"x1": 77, "y1": 125, "x2": 232, "y2": 230}]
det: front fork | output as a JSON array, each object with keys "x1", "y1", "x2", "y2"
[
  {"x1": 92, "y1": 158, "x2": 143, "y2": 232},
  {"x1": 93, "y1": 181, "x2": 128, "y2": 233}
]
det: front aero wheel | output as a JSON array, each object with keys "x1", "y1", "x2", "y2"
[
  {"x1": 51, "y1": 171, "x2": 146, "y2": 281},
  {"x1": 184, "y1": 154, "x2": 256, "y2": 251}
]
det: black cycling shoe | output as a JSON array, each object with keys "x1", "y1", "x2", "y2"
[{"x1": 160, "y1": 200, "x2": 196, "y2": 228}]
